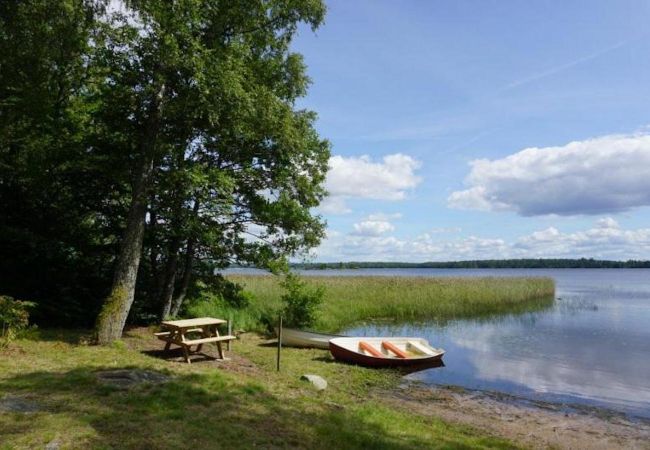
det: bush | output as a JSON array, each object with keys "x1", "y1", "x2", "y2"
[
  {"x1": 199, "y1": 274, "x2": 251, "y2": 309},
  {"x1": 280, "y1": 272, "x2": 324, "y2": 328},
  {"x1": 0, "y1": 295, "x2": 35, "y2": 347}
]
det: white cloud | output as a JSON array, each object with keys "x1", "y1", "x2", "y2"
[
  {"x1": 448, "y1": 133, "x2": 650, "y2": 216},
  {"x1": 430, "y1": 226, "x2": 462, "y2": 234},
  {"x1": 365, "y1": 212, "x2": 403, "y2": 221},
  {"x1": 514, "y1": 218, "x2": 650, "y2": 259},
  {"x1": 322, "y1": 154, "x2": 421, "y2": 214},
  {"x1": 351, "y1": 220, "x2": 395, "y2": 236},
  {"x1": 312, "y1": 218, "x2": 650, "y2": 262},
  {"x1": 318, "y1": 196, "x2": 352, "y2": 214}
]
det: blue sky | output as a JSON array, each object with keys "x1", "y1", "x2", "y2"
[{"x1": 290, "y1": 0, "x2": 650, "y2": 262}]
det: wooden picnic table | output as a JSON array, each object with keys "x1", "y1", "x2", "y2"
[{"x1": 155, "y1": 317, "x2": 236, "y2": 364}]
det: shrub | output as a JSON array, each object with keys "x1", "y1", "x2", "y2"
[
  {"x1": 280, "y1": 272, "x2": 324, "y2": 328},
  {"x1": 198, "y1": 274, "x2": 251, "y2": 309},
  {"x1": 0, "y1": 295, "x2": 35, "y2": 347}
]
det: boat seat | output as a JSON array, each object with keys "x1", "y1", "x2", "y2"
[
  {"x1": 407, "y1": 340, "x2": 436, "y2": 356},
  {"x1": 381, "y1": 341, "x2": 408, "y2": 358},
  {"x1": 358, "y1": 341, "x2": 385, "y2": 358}
]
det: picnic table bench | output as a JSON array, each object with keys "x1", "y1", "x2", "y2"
[{"x1": 155, "y1": 317, "x2": 236, "y2": 364}]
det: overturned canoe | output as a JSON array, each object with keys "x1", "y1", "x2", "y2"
[
  {"x1": 329, "y1": 337, "x2": 445, "y2": 368},
  {"x1": 278, "y1": 328, "x2": 343, "y2": 349}
]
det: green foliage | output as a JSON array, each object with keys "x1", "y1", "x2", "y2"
[
  {"x1": 279, "y1": 272, "x2": 324, "y2": 328},
  {"x1": 197, "y1": 274, "x2": 251, "y2": 310},
  {"x1": 0, "y1": 295, "x2": 35, "y2": 347},
  {"x1": 0, "y1": 0, "x2": 331, "y2": 329},
  {"x1": 182, "y1": 274, "x2": 263, "y2": 331}
]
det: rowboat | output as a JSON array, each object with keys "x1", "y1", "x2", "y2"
[
  {"x1": 329, "y1": 337, "x2": 445, "y2": 367},
  {"x1": 277, "y1": 328, "x2": 343, "y2": 349}
]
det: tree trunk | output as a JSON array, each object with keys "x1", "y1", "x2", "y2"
[
  {"x1": 171, "y1": 238, "x2": 195, "y2": 317},
  {"x1": 159, "y1": 238, "x2": 181, "y2": 320},
  {"x1": 95, "y1": 83, "x2": 165, "y2": 345},
  {"x1": 147, "y1": 199, "x2": 161, "y2": 304}
]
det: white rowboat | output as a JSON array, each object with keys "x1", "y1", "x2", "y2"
[{"x1": 277, "y1": 328, "x2": 343, "y2": 349}]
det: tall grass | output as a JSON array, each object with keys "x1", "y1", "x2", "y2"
[{"x1": 191, "y1": 275, "x2": 555, "y2": 332}]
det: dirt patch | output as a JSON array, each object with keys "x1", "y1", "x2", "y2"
[
  {"x1": 0, "y1": 395, "x2": 42, "y2": 413},
  {"x1": 381, "y1": 383, "x2": 650, "y2": 450},
  {"x1": 123, "y1": 327, "x2": 263, "y2": 377},
  {"x1": 95, "y1": 369, "x2": 170, "y2": 389}
]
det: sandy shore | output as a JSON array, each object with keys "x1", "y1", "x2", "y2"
[{"x1": 382, "y1": 382, "x2": 650, "y2": 450}]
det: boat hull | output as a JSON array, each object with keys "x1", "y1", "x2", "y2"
[
  {"x1": 329, "y1": 337, "x2": 444, "y2": 368},
  {"x1": 277, "y1": 328, "x2": 342, "y2": 349}
]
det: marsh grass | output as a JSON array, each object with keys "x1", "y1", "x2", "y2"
[{"x1": 204, "y1": 275, "x2": 555, "y2": 332}]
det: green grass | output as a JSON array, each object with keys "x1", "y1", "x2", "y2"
[
  {"x1": 0, "y1": 328, "x2": 519, "y2": 449},
  {"x1": 192, "y1": 275, "x2": 555, "y2": 332}
]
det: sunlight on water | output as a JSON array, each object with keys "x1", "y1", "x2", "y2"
[{"x1": 342, "y1": 269, "x2": 650, "y2": 418}]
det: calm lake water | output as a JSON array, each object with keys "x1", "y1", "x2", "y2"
[{"x1": 314, "y1": 268, "x2": 650, "y2": 419}]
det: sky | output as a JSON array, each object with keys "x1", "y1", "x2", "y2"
[{"x1": 287, "y1": 0, "x2": 650, "y2": 262}]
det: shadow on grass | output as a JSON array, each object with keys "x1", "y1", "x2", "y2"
[
  {"x1": 21, "y1": 328, "x2": 94, "y2": 344},
  {"x1": 140, "y1": 348, "x2": 219, "y2": 364},
  {"x1": 0, "y1": 366, "x2": 514, "y2": 450}
]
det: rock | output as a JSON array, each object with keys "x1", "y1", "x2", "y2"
[
  {"x1": 95, "y1": 369, "x2": 170, "y2": 390},
  {"x1": 301, "y1": 374, "x2": 327, "y2": 391},
  {"x1": 0, "y1": 395, "x2": 42, "y2": 413},
  {"x1": 45, "y1": 440, "x2": 61, "y2": 450}
]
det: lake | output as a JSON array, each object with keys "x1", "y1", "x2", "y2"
[{"x1": 310, "y1": 268, "x2": 650, "y2": 419}]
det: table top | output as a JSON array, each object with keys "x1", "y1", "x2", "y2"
[{"x1": 161, "y1": 317, "x2": 227, "y2": 329}]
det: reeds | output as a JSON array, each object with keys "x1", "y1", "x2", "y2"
[{"x1": 219, "y1": 275, "x2": 555, "y2": 332}]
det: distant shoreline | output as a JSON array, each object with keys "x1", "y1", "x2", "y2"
[{"x1": 290, "y1": 258, "x2": 650, "y2": 270}]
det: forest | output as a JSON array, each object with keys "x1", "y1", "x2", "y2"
[{"x1": 0, "y1": 0, "x2": 330, "y2": 341}]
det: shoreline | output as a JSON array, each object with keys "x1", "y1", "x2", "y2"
[{"x1": 386, "y1": 382, "x2": 650, "y2": 450}]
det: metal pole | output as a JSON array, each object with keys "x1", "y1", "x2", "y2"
[{"x1": 276, "y1": 315, "x2": 282, "y2": 372}]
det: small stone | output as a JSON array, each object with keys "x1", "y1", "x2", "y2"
[
  {"x1": 45, "y1": 440, "x2": 61, "y2": 450},
  {"x1": 0, "y1": 395, "x2": 42, "y2": 413},
  {"x1": 301, "y1": 374, "x2": 327, "y2": 391}
]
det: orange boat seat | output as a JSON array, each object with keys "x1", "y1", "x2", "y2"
[
  {"x1": 381, "y1": 341, "x2": 408, "y2": 358},
  {"x1": 358, "y1": 341, "x2": 384, "y2": 358}
]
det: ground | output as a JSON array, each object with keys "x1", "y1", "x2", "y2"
[{"x1": 0, "y1": 328, "x2": 648, "y2": 449}]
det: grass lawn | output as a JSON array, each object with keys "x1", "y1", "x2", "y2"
[{"x1": 0, "y1": 328, "x2": 520, "y2": 449}]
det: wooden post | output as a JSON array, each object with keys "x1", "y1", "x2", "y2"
[
  {"x1": 276, "y1": 315, "x2": 282, "y2": 372},
  {"x1": 227, "y1": 314, "x2": 233, "y2": 351}
]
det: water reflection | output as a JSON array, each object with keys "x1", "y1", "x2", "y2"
[{"x1": 344, "y1": 269, "x2": 650, "y2": 418}]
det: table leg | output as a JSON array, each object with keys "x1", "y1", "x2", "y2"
[
  {"x1": 216, "y1": 341, "x2": 224, "y2": 359},
  {"x1": 182, "y1": 345, "x2": 191, "y2": 364}
]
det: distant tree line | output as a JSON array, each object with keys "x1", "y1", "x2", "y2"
[{"x1": 293, "y1": 259, "x2": 650, "y2": 270}]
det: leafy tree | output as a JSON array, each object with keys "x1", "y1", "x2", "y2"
[
  {"x1": 93, "y1": 0, "x2": 329, "y2": 343},
  {"x1": 279, "y1": 271, "x2": 323, "y2": 329},
  {"x1": 0, "y1": 0, "x2": 114, "y2": 325}
]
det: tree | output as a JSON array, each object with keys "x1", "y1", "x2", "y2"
[
  {"x1": 94, "y1": 0, "x2": 329, "y2": 343},
  {"x1": 0, "y1": 0, "x2": 114, "y2": 325}
]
